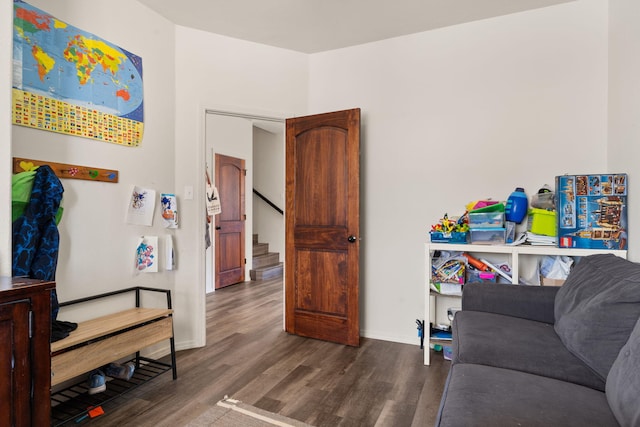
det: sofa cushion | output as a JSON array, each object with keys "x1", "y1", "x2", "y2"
[
  {"x1": 554, "y1": 254, "x2": 640, "y2": 380},
  {"x1": 436, "y1": 363, "x2": 619, "y2": 427},
  {"x1": 462, "y1": 282, "x2": 558, "y2": 324},
  {"x1": 606, "y1": 316, "x2": 640, "y2": 427},
  {"x1": 453, "y1": 310, "x2": 605, "y2": 390}
]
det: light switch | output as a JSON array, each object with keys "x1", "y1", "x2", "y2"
[{"x1": 184, "y1": 185, "x2": 194, "y2": 200}]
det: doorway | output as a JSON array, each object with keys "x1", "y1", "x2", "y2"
[{"x1": 204, "y1": 110, "x2": 285, "y2": 294}]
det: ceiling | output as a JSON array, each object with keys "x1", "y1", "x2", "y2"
[{"x1": 138, "y1": 0, "x2": 574, "y2": 54}]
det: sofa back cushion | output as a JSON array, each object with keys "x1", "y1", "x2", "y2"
[
  {"x1": 554, "y1": 254, "x2": 640, "y2": 380},
  {"x1": 606, "y1": 316, "x2": 640, "y2": 427}
]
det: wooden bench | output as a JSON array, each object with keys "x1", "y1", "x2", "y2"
[{"x1": 50, "y1": 287, "x2": 177, "y2": 426}]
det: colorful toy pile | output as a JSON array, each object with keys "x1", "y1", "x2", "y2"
[{"x1": 429, "y1": 214, "x2": 469, "y2": 243}]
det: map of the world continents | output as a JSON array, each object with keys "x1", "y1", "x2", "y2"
[{"x1": 12, "y1": 0, "x2": 144, "y2": 146}]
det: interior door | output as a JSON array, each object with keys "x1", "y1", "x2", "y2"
[
  {"x1": 215, "y1": 153, "x2": 246, "y2": 289},
  {"x1": 285, "y1": 108, "x2": 361, "y2": 346}
]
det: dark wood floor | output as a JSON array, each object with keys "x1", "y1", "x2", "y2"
[{"x1": 87, "y1": 278, "x2": 450, "y2": 426}]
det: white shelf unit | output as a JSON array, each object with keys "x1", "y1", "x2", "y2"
[{"x1": 424, "y1": 242, "x2": 627, "y2": 365}]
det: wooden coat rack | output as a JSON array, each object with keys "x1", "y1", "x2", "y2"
[{"x1": 13, "y1": 157, "x2": 119, "y2": 183}]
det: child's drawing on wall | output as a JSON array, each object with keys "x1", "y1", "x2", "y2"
[
  {"x1": 161, "y1": 193, "x2": 178, "y2": 228},
  {"x1": 135, "y1": 236, "x2": 158, "y2": 272},
  {"x1": 126, "y1": 185, "x2": 156, "y2": 226}
]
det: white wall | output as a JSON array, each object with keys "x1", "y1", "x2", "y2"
[
  {"x1": 173, "y1": 26, "x2": 308, "y2": 347},
  {"x1": 11, "y1": 1, "x2": 178, "y2": 335},
  {"x1": 608, "y1": 0, "x2": 640, "y2": 261},
  {"x1": 309, "y1": 0, "x2": 609, "y2": 344},
  {"x1": 253, "y1": 126, "x2": 285, "y2": 257},
  {"x1": 0, "y1": 0, "x2": 11, "y2": 276}
]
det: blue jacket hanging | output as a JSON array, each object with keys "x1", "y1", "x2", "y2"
[{"x1": 12, "y1": 165, "x2": 64, "y2": 321}]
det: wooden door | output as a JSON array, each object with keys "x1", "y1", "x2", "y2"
[
  {"x1": 215, "y1": 153, "x2": 246, "y2": 289},
  {"x1": 285, "y1": 108, "x2": 361, "y2": 346},
  {"x1": 0, "y1": 300, "x2": 31, "y2": 427}
]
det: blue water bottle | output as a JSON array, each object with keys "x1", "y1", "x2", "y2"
[{"x1": 505, "y1": 187, "x2": 528, "y2": 224}]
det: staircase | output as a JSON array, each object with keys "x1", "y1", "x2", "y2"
[{"x1": 250, "y1": 234, "x2": 283, "y2": 280}]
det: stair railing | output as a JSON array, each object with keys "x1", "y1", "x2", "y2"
[{"x1": 253, "y1": 189, "x2": 283, "y2": 215}]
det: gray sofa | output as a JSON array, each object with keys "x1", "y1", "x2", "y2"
[{"x1": 435, "y1": 253, "x2": 640, "y2": 427}]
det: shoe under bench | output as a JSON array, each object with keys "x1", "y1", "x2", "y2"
[{"x1": 49, "y1": 287, "x2": 177, "y2": 426}]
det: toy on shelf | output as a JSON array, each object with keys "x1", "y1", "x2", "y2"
[
  {"x1": 467, "y1": 201, "x2": 504, "y2": 214},
  {"x1": 429, "y1": 213, "x2": 469, "y2": 244},
  {"x1": 431, "y1": 257, "x2": 466, "y2": 285}
]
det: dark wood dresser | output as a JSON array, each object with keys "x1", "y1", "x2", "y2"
[{"x1": 0, "y1": 277, "x2": 54, "y2": 427}]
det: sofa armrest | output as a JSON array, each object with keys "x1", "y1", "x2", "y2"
[{"x1": 461, "y1": 283, "x2": 559, "y2": 324}]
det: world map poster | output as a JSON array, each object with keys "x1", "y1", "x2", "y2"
[{"x1": 12, "y1": 0, "x2": 144, "y2": 147}]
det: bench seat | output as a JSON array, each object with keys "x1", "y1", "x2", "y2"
[{"x1": 51, "y1": 307, "x2": 173, "y2": 386}]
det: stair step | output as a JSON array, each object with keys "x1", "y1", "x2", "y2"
[
  {"x1": 250, "y1": 262, "x2": 283, "y2": 281},
  {"x1": 252, "y1": 252, "x2": 280, "y2": 269},
  {"x1": 253, "y1": 242, "x2": 269, "y2": 256},
  {"x1": 251, "y1": 234, "x2": 282, "y2": 281}
]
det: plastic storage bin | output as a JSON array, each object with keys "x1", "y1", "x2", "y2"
[
  {"x1": 469, "y1": 228, "x2": 506, "y2": 244},
  {"x1": 430, "y1": 231, "x2": 468, "y2": 244},
  {"x1": 528, "y1": 208, "x2": 557, "y2": 236},
  {"x1": 466, "y1": 269, "x2": 497, "y2": 284},
  {"x1": 443, "y1": 345, "x2": 453, "y2": 361},
  {"x1": 468, "y1": 212, "x2": 505, "y2": 228}
]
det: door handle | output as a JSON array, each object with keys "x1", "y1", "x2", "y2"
[
  {"x1": 348, "y1": 235, "x2": 357, "y2": 243},
  {"x1": 215, "y1": 226, "x2": 221, "y2": 230}
]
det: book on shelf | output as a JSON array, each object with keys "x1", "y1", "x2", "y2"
[{"x1": 525, "y1": 232, "x2": 557, "y2": 246}]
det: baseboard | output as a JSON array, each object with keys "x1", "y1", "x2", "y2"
[{"x1": 361, "y1": 329, "x2": 420, "y2": 346}]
